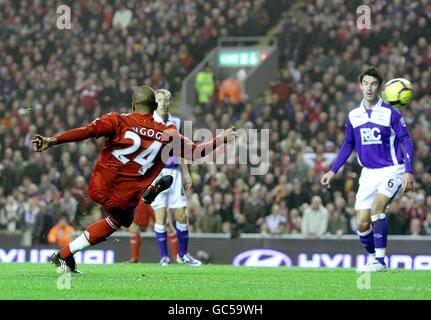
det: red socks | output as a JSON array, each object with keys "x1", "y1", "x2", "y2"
[
  {"x1": 59, "y1": 217, "x2": 119, "y2": 259},
  {"x1": 59, "y1": 245, "x2": 72, "y2": 259},
  {"x1": 86, "y1": 217, "x2": 119, "y2": 245},
  {"x1": 168, "y1": 231, "x2": 179, "y2": 261},
  {"x1": 130, "y1": 232, "x2": 177, "y2": 262},
  {"x1": 130, "y1": 232, "x2": 141, "y2": 262}
]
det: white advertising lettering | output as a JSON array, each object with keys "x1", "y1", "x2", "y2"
[{"x1": 360, "y1": 127, "x2": 382, "y2": 145}]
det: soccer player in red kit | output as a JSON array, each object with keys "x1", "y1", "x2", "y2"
[{"x1": 32, "y1": 85, "x2": 236, "y2": 272}]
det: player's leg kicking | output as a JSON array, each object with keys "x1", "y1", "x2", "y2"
[
  {"x1": 50, "y1": 208, "x2": 126, "y2": 273},
  {"x1": 51, "y1": 176, "x2": 173, "y2": 272}
]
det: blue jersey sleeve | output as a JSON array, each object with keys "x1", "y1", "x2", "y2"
[
  {"x1": 391, "y1": 109, "x2": 414, "y2": 173},
  {"x1": 331, "y1": 116, "x2": 355, "y2": 174}
]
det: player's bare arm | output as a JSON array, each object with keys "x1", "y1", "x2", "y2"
[
  {"x1": 402, "y1": 173, "x2": 415, "y2": 193},
  {"x1": 32, "y1": 134, "x2": 57, "y2": 152},
  {"x1": 320, "y1": 171, "x2": 335, "y2": 187}
]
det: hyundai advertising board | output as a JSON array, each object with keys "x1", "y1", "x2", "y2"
[{"x1": 1, "y1": 234, "x2": 430, "y2": 270}]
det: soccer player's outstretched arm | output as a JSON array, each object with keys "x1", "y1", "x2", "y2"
[
  {"x1": 321, "y1": 118, "x2": 355, "y2": 187},
  {"x1": 32, "y1": 113, "x2": 117, "y2": 152},
  {"x1": 163, "y1": 127, "x2": 236, "y2": 161},
  {"x1": 391, "y1": 110, "x2": 415, "y2": 192}
]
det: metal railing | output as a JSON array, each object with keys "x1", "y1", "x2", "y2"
[{"x1": 217, "y1": 36, "x2": 278, "y2": 47}]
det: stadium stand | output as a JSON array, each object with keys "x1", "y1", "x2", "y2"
[
  {"x1": 187, "y1": 0, "x2": 431, "y2": 237},
  {"x1": 0, "y1": 0, "x2": 430, "y2": 246}
]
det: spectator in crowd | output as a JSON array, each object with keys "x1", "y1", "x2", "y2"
[
  {"x1": 261, "y1": 203, "x2": 288, "y2": 235},
  {"x1": 409, "y1": 193, "x2": 426, "y2": 225},
  {"x1": 423, "y1": 213, "x2": 431, "y2": 235},
  {"x1": 70, "y1": 175, "x2": 90, "y2": 224},
  {"x1": 301, "y1": 196, "x2": 328, "y2": 238},
  {"x1": 238, "y1": 189, "x2": 266, "y2": 233},
  {"x1": 47, "y1": 216, "x2": 76, "y2": 247},
  {"x1": 21, "y1": 197, "x2": 40, "y2": 246},
  {"x1": 326, "y1": 203, "x2": 348, "y2": 237},
  {"x1": 195, "y1": 197, "x2": 222, "y2": 233},
  {"x1": 186, "y1": 193, "x2": 203, "y2": 232},
  {"x1": 218, "y1": 74, "x2": 242, "y2": 105},
  {"x1": 0, "y1": 195, "x2": 21, "y2": 231},
  {"x1": 215, "y1": 192, "x2": 235, "y2": 234},
  {"x1": 195, "y1": 64, "x2": 215, "y2": 105},
  {"x1": 59, "y1": 190, "x2": 78, "y2": 226},
  {"x1": 410, "y1": 218, "x2": 423, "y2": 236},
  {"x1": 386, "y1": 197, "x2": 410, "y2": 235},
  {"x1": 35, "y1": 195, "x2": 57, "y2": 244},
  {"x1": 287, "y1": 208, "x2": 301, "y2": 234},
  {"x1": 38, "y1": 174, "x2": 59, "y2": 195},
  {"x1": 112, "y1": 4, "x2": 133, "y2": 30}
]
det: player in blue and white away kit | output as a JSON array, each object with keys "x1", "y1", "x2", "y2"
[
  {"x1": 151, "y1": 89, "x2": 201, "y2": 266},
  {"x1": 321, "y1": 67, "x2": 415, "y2": 272}
]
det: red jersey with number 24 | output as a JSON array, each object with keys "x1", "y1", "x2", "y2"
[
  {"x1": 85, "y1": 112, "x2": 176, "y2": 209},
  {"x1": 66, "y1": 112, "x2": 222, "y2": 210}
]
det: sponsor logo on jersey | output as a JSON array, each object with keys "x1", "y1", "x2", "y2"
[{"x1": 360, "y1": 127, "x2": 382, "y2": 145}]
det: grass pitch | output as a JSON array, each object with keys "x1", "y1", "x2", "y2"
[{"x1": 0, "y1": 263, "x2": 430, "y2": 300}]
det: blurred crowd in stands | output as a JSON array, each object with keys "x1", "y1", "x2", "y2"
[{"x1": 0, "y1": 0, "x2": 430, "y2": 246}]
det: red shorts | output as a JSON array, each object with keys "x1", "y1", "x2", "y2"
[
  {"x1": 88, "y1": 164, "x2": 150, "y2": 210},
  {"x1": 133, "y1": 200, "x2": 155, "y2": 228},
  {"x1": 88, "y1": 169, "x2": 138, "y2": 228}
]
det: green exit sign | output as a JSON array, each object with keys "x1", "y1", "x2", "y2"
[{"x1": 217, "y1": 50, "x2": 268, "y2": 67}]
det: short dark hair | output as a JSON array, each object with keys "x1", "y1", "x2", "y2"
[
  {"x1": 359, "y1": 66, "x2": 383, "y2": 86},
  {"x1": 132, "y1": 85, "x2": 157, "y2": 111}
]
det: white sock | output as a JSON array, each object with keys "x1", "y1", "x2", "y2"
[
  {"x1": 176, "y1": 222, "x2": 188, "y2": 232},
  {"x1": 375, "y1": 248, "x2": 386, "y2": 259},
  {"x1": 69, "y1": 233, "x2": 91, "y2": 254},
  {"x1": 154, "y1": 224, "x2": 166, "y2": 233},
  {"x1": 356, "y1": 227, "x2": 372, "y2": 237},
  {"x1": 371, "y1": 213, "x2": 386, "y2": 222}
]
